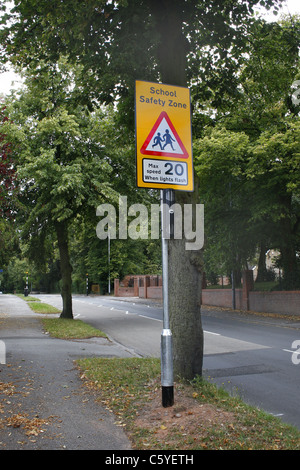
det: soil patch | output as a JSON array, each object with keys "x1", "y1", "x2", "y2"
[{"x1": 134, "y1": 381, "x2": 235, "y2": 449}]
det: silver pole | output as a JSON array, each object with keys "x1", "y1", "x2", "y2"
[{"x1": 160, "y1": 189, "x2": 174, "y2": 407}]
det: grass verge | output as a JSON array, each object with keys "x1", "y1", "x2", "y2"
[
  {"x1": 16, "y1": 294, "x2": 61, "y2": 314},
  {"x1": 27, "y1": 302, "x2": 61, "y2": 314},
  {"x1": 16, "y1": 294, "x2": 41, "y2": 302},
  {"x1": 38, "y1": 306, "x2": 300, "y2": 450},
  {"x1": 41, "y1": 317, "x2": 107, "y2": 339},
  {"x1": 76, "y1": 357, "x2": 300, "y2": 450},
  {"x1": 17, "y1": 294, "x2": 107, "y2": 338}
]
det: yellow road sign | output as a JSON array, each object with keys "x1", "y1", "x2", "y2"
[{"x1": 135, "y1": 80, "x2": 194, "y2": 191}]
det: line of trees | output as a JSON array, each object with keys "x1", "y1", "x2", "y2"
[
  {"x1": 195, "y1": 17, "x2": 300, "y2": 290},
  {"x1": 0, "y1": 0, "x2": 299, "y2": 379},
  {"x1": 0, "y1": 67, "x2": 160, "y2": 298}
]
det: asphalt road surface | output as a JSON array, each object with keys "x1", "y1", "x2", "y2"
[{"x1": 37, "y1": 294, "x2": 300, "y2": 430}]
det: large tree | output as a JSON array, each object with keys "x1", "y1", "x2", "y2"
[
  {"x1": 195, "y1": 16, "x2": 300, "y2": 289},
  {"x1": 2, "y1": 58, "x2": 116, "y2": 317},
  {"x1": 0, "y1": 106, "x2": 15, "y2": 216},
  {"x1": 0, "y1": 0, "x2": 285, "y2": 379},
  {"x1": 0, "y1": 106, "x2": 18, "y2": 271}
]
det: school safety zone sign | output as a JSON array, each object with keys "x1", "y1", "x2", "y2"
[{"x1": 135, "y1": 80, "x2": 194, "y2": 191}]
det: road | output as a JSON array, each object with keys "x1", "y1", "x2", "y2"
[{"x1": 36, "y1": 294, "x2": 300, "y2": 430}]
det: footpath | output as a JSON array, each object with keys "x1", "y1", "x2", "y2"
[{"x1": 0, "y1": 294, "x2": 133, "y2": 450}]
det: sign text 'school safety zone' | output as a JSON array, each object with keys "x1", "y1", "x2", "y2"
[{"x1": 135, "y1": 81, "x2": 194, "y2": 191}]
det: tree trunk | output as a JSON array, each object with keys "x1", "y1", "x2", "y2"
[
  {"x1": 256, "y1": 241, "x2": 268, "y2": 283},
  {"x1": 278, "y1": 196, "x2": 299, "y2": 290},
  {"x1": 168, "y1": 237, "x2": 204, "y2": 379},
  {"x1": 150, "y1": 0, "x2": 204, "y2": 380},
  {"x1": 55, "y1": 220, "x2": 73, "y2": 319},
  {"x1": 280, "y1": 237, "x2": 299, "y2": 290}
]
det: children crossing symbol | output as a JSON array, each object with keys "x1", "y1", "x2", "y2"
[{"x1": 140, "y1": 111, "x2": 189, "y2": 159}]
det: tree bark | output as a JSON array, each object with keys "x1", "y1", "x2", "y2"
[
  {"x1": 256, "y1": 241, "x2": 268, "y2": 283},
  {"x1": 150, "y1": 0, "x2": 204, "y2": 380},
  {"x1": 278, "y1": 195, "x2": 299, "y2": 290},
  {"x1": 168, "y1": 237, "x2": 204, "y2": 379},
  {"x1": 55, "y1": 220, "x2": 73, "y2": 319}
]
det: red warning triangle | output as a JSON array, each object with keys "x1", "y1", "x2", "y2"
[{"x1": 140, "y1": 111, "x2": 189, "y2": 159}]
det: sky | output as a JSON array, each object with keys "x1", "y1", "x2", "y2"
[
  {"x1": 0, "y1": 0, "x2": 299, "y2": 96},
  {"x1": 256, "y1": 0, "x2": 300, "y2": 20}
]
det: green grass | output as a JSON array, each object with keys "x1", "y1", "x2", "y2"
[
  {"x1": 253, "y1": 281, "x2": 279, "y2": 291},
  {"x1": 17, "y1": 294, "x2": 107, "y2": 338},
  {"x1": 27, "y1": 301, "x2": 61, "y2": 314},
  {"x1": 77, "y1": 357, "x2": 161, "y2": 428},
  {"x1": 41, "y1": 317, "x2": 107, "y2": 339},
  {"x1": 16, "y1": 294, "x2": 41, "y2": 302},
  {"x1": 33, "y1": 298, "x2": 300, "y2": 450},
  {"x1": 17, "y1": 293, "x2": 61, "y2": 314},
  {"x1": 76, "y1": 357, "x2": 300, "y2": 450}
]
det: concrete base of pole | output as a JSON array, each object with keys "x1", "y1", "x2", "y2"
[{"x1": 162, "y1": 386, "x2": 174, "y2": 407}]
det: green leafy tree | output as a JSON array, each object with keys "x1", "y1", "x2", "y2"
[
  {"x1": 3, "y1": 58, "x2": 116, "y2": 317},
  {"x1": 195, "y1": 16, "x2": 300, "y2": 289},
  {"x1": 0, "y1": 0, "x2": 286, "y2": 379},
  {"x1": 194, "y1": 128, "x2": 255, "y2": 282},
  {"x1": 249, "y1": 121, "x2": 300, "y2": 288},
  {"x1": 0, "y1": 106, "x2": 15, "y2": 215},
  {"x1": 239, "y1": 17, "x2": 300, "y2": 288},
  {"x1": 0, "y1": 106, "x2": 19, "y2": 273}
]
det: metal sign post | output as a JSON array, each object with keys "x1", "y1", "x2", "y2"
[
  {"x1": 161, "y1": 188, "x2": 174, "y2": 407},
  {"x1": 135, "y1": 80, "x2": 194, "y2": 408}
]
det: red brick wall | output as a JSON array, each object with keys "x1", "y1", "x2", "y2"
[
  {"x1": 115, "y1": 271, "x2": 299, "y2": 316},
  {"x1": 202, "y1": 289, "x2": 300, "y2": 316},
  {"x1": 117, "y1": 287, "x2": 135, "y2": 297},
  {"x1": 146, "y1": 286, "x2": 163, "y2": 299},
  {"x1": 249, "y1": 291, "x2": 300, "y2": 316},
  {"x1": 202, "y1": 289, "x2": 243, "y2": 309}
]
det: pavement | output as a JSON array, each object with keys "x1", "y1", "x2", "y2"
[
  {"x1": 0, "y1": 294, "x2": 135, "y2": 450},
  {"x1": 2, "y1": 293, "x2": 299, "y2": 451}
]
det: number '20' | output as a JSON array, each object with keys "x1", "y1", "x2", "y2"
[{"x1": 164, "y1": 162, "x2": 184, "y2": 176}]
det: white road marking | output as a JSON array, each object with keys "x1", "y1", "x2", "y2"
[{"x1": 138, "y1": 314, "x2": 162, "y2": 322}]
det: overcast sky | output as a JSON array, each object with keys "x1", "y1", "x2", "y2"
[{"x1": 1, "y1": 0, "x2": 299, "y2": 96}]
